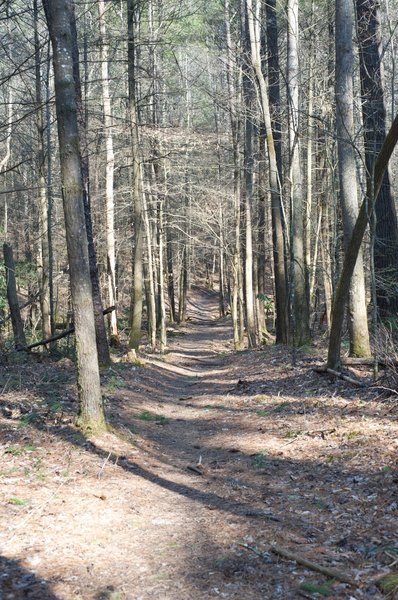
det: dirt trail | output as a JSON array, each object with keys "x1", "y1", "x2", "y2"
[{"x1": 0, "y1": 287, "x2": 397, "y2": 599}]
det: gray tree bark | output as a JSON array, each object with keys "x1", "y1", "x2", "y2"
[
  {"x1": 335, "y1": 0, "x2": 370, "y2": 357},
  {"x1": 287, "y1": 0, "x2": 310, "y2": 347},
  {"x1": 356, "y1": 0, "x2": 398, "y2": 317},
  {"x1": 127, "y1": 0, "x2": 144, "y2": 351},
  {"x1": 43, "y1": 0, "x2": 106, "y2": 433}
]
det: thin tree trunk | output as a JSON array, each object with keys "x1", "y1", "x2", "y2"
[
  {"x1": 143, "y1": 195, "x2": 157, "y2": 351},
  {"x1": 34, "y1": 0, "x2": 51, "y2": 341},
  {"x1": 4, "y1": 243, "x2": 27, "y2": 350},
  {"x1": 224, "y1": 0, "x2": 243, "y2": 348},
  {"x1": 248, "y1": 0, "x2": 289, "y2": 343},
  {"x1": 241, "y1": 0, "x2": 256, "y2": 348},
  {"x1": 166, "y1": 224, "x2": 176, "y2": 323},
  {"x1": 98, "y1": 0, "x2": 118, "y2": 343},
  {"x1": 287, "y1": 0, "x2": 310, "y2": 347},
  {"x1": 43, "y1": 0, "x2": 106, "y2": 433}
]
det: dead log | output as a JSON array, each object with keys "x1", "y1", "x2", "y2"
[
  {"x1": 16, "y1": 306, "x2": 115, "y2": 351},
  {"x1": 270, "y1": 545, "x2": 355, "y2": 585},
  {"x1": 314, "y1": 365, "x2": 366, "y2": 387}
]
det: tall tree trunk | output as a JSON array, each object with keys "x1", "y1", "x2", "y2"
[
  {"x1": 143, "y1": 195, "x2": 157, "y2": 351},
  {"x1": 335, "y1": 0, "x2": 370, "y2": 357},
  {"x1": 34, "y1": 0, "x2": 51, "y2": 341},
  {"x1": 287, "y1": 0, "x2": 310, "y2": 347},
  {"x1": 224, "y1": 0, "x2": 243, "y2": 348},
  {"x1": 250, "y1": 0, "x2": 289, "y2": 343},
  {"x1": 69, "y1": 3, "x2": 110, "y2": 366},
  {"x1": 356, "y1": 0, "x2": 398, "y2": 317},
  {"x1": 166, "y1": 224, "x2": 176, "y2": 323},
  {"x1": 98, "y1": 0, "x2": 118, "y2": 343},
  {"x1": 43, "y1": 0, "x2": 106, "y2": 433},
  {"x1": 127, "y1": 0, "x2": 144, "y2": 351},
  {"x1": 157, "y1": 193, "x2": 167, "y2": 353},
  {"x1": 328, "y1": 110, "x2": 398, "y2": 368},
  {"x1": 241, "y1": 0, "x2": 257, "y2": 348}
]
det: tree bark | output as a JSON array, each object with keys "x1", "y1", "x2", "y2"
[
  {"x1": 247, "y1": 0, "x2": 289, "y2": 344},
  {"x1": 241, "y1": 0, "x2": 256, "y2": 348},
  {"x1": 335, "y1": 0, "x2": 370, "y2": 357},
  {"x1": 43, "y1": 0, "x2": 106, "y2": 433},
  {"x1": 356, "y1": 0, "x2": 398, "y2": 317},
  {"x1": 287, "y1": 0, "x2": 310, "y2": 347},
  {"x1": 69, "y1": 2, "x2": 110, "y2": 366},
  {"x1": 327, "y1": 110, "x2": 398, "y2": 369},
  {"x1": 98, "y1": 0, "x2": 119, "y2": 343},
  {"x1": 34, "y1": 0, "x2": 51, "y2": 341},
  {"x1": 127, "y1": 0, "x2": 144, "y2": 351},
  {"x1": 4, "y1": 243, "x2": 27, "y2": 350}
]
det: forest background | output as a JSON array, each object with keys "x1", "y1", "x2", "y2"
[{"x1": 1, "y1": 0, "x2": 398, "y2": 428}]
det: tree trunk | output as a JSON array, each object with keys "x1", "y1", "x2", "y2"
[
  {"x1": 251, "y1": 0, "x2": 289, "y2": 344},
  {"x1": 127, "y1": 0, "x2": 144, "y2": 351},
  {"x1": 98, "y1": 0, "x2": 119, "y2": 343},
  {"x1": 69, "y1": 2, "x2": 110, "y2": 366},
  {"x1": 34, "y1": 0, "x2": 51, "y2": 341},
  {"x1": 241, "y1": 0, "x2": 256, "y2": 348},
  {"x1": 166, "y1": 224, "x2": 176, "y2": 323},
  {"x1": 287, "y1": 0, "x2": 310, "y2": 347},
  {"x1": 4, "y1": 243, "x2": 27, "y2": 350},
  {"x1": 224, "y1": 0, "x2": 243, "y2": 348},
  {"x1": 327, "y1": 110, "x2": 398, "y2": 369},
  {"x1": 335, "y1": 0, "x2": 370, "y2": 357},
  {"x1": 356, "y1": 0, "x2": 398, "y2": 317},
  {"x1": 43, "y1": 0, "x2": 106, "y2": 433}
]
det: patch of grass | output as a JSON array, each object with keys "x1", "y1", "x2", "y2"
[
  {"x1": 0, "y1": 467, "x2": 17, "y2": 477},
  {"x1": 18, "y1": 412, "x2": 41, "y2": 428},
  {"x1": 299, "y1": 580, "x2": 334, "y2": 596},
  {"x1": 8, "y1": 496, "x2": 28, "y2": 506},
  {"x1": 104, "y1": 374, "x2": 124, "y2": 392},
  {"x1": 314, "y1": 498, "x2": 328, "y2": 510},
  {"x1": 284, "y1": 429, "x2": 302, "y2": 439},
  {"x1": 203, "y1": 404, "x2": 227, "y2": 410},
  {"x1": 272, "y1": 401, "x2": 289, "y2": 413},
  {"x1": 346, "y1": 430, "x2": 361, "y2": 441},
  {"x1": 5, "y1": 444, "x2": 36, "y2": 456},
  {"x1": 377, "y1": 573, "x2": 398, "y2": 595},
  {"x1": 137, "y1": 411, "x2": 169, "y2": 425},
  {"x1": 382, "y1": 465, "x2": 392, "y2": 473},
  {"x1": 256, "y1": 409, "x2": 269, "y2": 417},
  {"x1": 251, "y1": 452, "x2": 267, "y2": 469},
  {"x1": 45, "y1": 400, "x2": 62, "y2": 415}
]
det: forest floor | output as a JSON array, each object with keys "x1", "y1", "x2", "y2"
[{"x1": 0, "y1": 286, "x2": 397, "y2": 599}]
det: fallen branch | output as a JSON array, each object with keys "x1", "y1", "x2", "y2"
[
  {"x1": 314, "y1": 365, "x2": 366, "y2": 387},
  {"x1": 270, "y1": 545, "x2": 355, "y2": 585},
  {"x1": 16, "y1": 306, "x2": 116, "y2": 351},
  {"x1": 341, "y1": 357, "x2": 387, "y2": 367}
]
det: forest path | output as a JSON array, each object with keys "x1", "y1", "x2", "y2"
[{"x1": 0, "y1": 287, "x2": 396, "y2": 599}]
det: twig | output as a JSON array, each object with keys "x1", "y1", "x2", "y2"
[
  {"x1": 237, "y1": 542, "x2": 270, "y2": 560},
  {"x1": 270, "y1": 544, "x2": 355, "y2": 585},
  {"x1": 97, "y1": 451, "x2": 112, "y2": 478},
  {"x1": 16, "y1": 306, "x2": 115, "y2": 351}
]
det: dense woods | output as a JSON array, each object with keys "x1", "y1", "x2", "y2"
[
  {"x1": 2, "y1": 2, "x2": 398, "y2": 597},
  {"x1": 1, "y1": 0, "x2": 398, "y2": 426}
]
